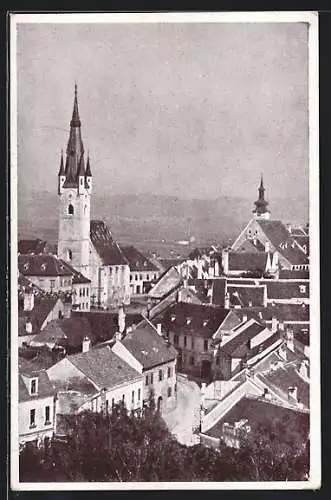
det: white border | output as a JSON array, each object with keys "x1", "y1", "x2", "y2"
[{"x1": 10, "y1": 11, "x2": 320, "y2": 491}]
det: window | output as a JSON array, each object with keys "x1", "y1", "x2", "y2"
[
  {"x1": 174, "y1": 334, "x2": 179, "y2": 346},
  {"x1": 190, "y1": 356, "x2": 194, "y2": 366},
  {"x1": 167, "y1": 367, "x2": 172, "y2": 378},
  {"x1": 68, "y1": 249, "x2": 72, "y2": 261},
  {"x1": 111, "y1": 398, "x2": 115, "y2": 408},
  {"x1": 86, "y1": 288, "x2": 89, "y2": 297},
  {"x1": 150, "y1": 373, "x2": 154, "y2": 385},
  {"x1": 135, "y1": 274, "x2": 138, "y2": 281},
  {"x1": 204, "y1": 340, "x2": 208, "y2": 351},
  {"x1": 30, "y1": 379, "x2": 37, "y2": 395},
  {"x1": 147, "y1": 274, "x2": 150, "y2": 280},
  {"x1": 216, "y1": 356, "x2": 220, "y2": 366},
  {"x1": 80, "y1": 288, "x2": 82, "y2": 297},
  {"x1": 30, "y1": 409, "x2": 36, "y2": 427},
  {"x1": 68, "y1": 204, "x2": 74, "y2": 215},
  {"x1": 45, "y1": 406, "x2": 50, "y2": 424},
  {"x1": 132, "y1": 391, "x2": 135, "y2": 404},
  {"x1": 138, "y1": 388, "x2": 141, "y2": 401},
  {"x1": 184, "y1": 336, "x2": 187, "y2": 347},
  {"x1": 50, "y1": 279, "x2": 55, "y2": 291},
  {"x1": 191, "y1": 338, "x2": 195, "y2": 350},
  {"x1": 105, "y1": 400, "x2": 109, "y2": 413},
  {"x1": 168, "y1": 387, "x2": 172, "y2": 398},
  {"x1": 145, "y1": 375, "x2": 149, "y2": 386},
  {"x1": 122, "y1": 394, "x2": 125, "y2": 404},
  {"x1": 83, "y1": 288, "x2": 85, "y2": 297},
  {"x1": 299, "y1": 285, "x2": 307, "y2": 294},
  {"x1": 159, "y1": 370, "x2": 163, "y2": 382},
  {"x1": 139, "y1": 274, "x2": 143, "y2": 280}
]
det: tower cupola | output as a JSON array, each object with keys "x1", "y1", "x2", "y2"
[{"x1": 253, "y1": 174, "x2": 270, "y2": 220}]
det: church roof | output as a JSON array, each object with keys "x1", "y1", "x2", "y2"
[
  {"x1": 228, "y1": 251, "x2": 269, "y2": 272},
  {"x1": 90, "y1": 220, "x2": 129, "y2": 266}
]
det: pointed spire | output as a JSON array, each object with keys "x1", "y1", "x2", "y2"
[
  {"x1": 58, "y1": 150, "x2": 65, "y2": 176},
  {"x1": 70, "y1": 81, "x2": 81, "y2": 128},
  {"x1": 253, "y1": 174, "x2": 269, "y2": 217},
  {"x1": 77, "y1": 154, "x2": 85, "y2": 177},
  {"x1": 85, "y1": 152, "x2": 92, "y2": 177}
]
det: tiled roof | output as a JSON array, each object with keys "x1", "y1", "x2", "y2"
[
  {"x1": 221, "y1": 320, "x2": 266, "y2": 356},
  {"x1": 266, "y1": 280, "x2": 309, "y2": 300},
  {"x1": 237, "y1": 303, "x2": 309, "y2": 323},
  {"x1": 18, "y1": 295, "x2": 61, "y2": 336},
  {"x1": 235, "y1": 239, "x2": 261, "y2": 253},
  {"x1": 205, "y1": 396, "x2": 309, "y2": 439},
  {"x1": 72, "y1": 310, "x2": 143, "y2": 344},
  {"x1": 162, "y1": 302, "x2": 232, "y2": 339},
  {"x1": 18, "y1": 239, "x2": 47, "y2": 255},
  {"x1": 257, "y1": 364, "x2": 310, "y2": 409},
  {"x1": 256, "y1": 220, "x2": 309, "y2": 266},
  {"x1": 121, "y1": 323, "x2": 177, "y2": 370},
  {"x1": 19, "y1": 370, "x2": 55, "y2": 402},
  {"x1": 148, "y1": 266, "x2": 182, "y2": 299},
  {"x1": 90, "y1": 220, "x2": 128, "y2": 266},
  {"x1": 159, "y1": 258, "x2": 184, "y2": 272},
  {"x1": 227, "y1": 284, "x2": 265, "y2": 307},
  {"x1": 279, "y1": 270, "x2": 309, "y2": 280},
  {"x1": 30, "y1": 317, "x2": 94, "y2": 351},
  {"x1": 121, "y1": 246, "x2": 159, "y2": 272},
  {"x1": 60, "y1": 261, "x2": 91, "y2": 284},
  {"x1": 68, "y1": 346, "x2": 141, "y2": 389},
  {"x1": 211, "y1": 278, "x2": 227, "y2": 306},
  {"x1": 228, "y1": 252, "x2": 268, "y2": 272},
  {"x1": 18, "y1": 254, "x2": 73, "y2": 277}
]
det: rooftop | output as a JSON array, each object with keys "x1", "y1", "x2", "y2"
[
  {"x1": 90, "y1": 220, "x2": 128, "y2": 266},
  {"x1": 121, "y1": 246, "x2": 159, "y2": 272},
  {"x1": 148, "y1": 266, "x2": 182, "y2": 299},
  {"x1": 19, "y1": 370, "x2": 55, "y2": 402},
  {"x1": 18, "y1": 238, "x2": 47, "y2": 255},
  {"x1": 68, "y1": 345, "x2": 141, "y2": 389},
  {"x1": 228, "y1": 252, "x2": 269, "y2": 272},
  {"x1": 18, "y1": 295, "x2": 62, "y2": 336},
  {"x1": 120, "y1": 322, "x2": 177, "y2": 370},
  {"x1": 18, "y1": 254, "x2": 73, "y2": 277}
]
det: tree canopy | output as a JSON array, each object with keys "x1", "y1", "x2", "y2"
[{"x1": 20, "y1": 402, "x2": 309, "y2": 482}]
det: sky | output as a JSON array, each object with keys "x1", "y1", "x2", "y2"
[{"x1": 16, "y1": 21, "x2": 309, "y2": 202}]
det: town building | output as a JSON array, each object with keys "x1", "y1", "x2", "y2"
[
  {"x1": 47, "y1": 344, "x2": 144, "y2": 417},
  {"x1": 111, "y1": 320, "x2": 178, "y2": 413},
  {"x1": 121, "y1": 246, "x2": 160, "y2": 295},
  {"x1": 19, "y1": 362, "x2": 56, "y2": 446}
]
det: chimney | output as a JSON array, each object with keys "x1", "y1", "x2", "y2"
[
  {"x1": 264, "y1": 241, "x2": 270, "y2": 253},
  {"x1": 224, "y1": 292, "x2": 230, "y2": 309},
  {"x1": 263, "y1": 388, "x2": 271, "y2": 400},
  {"x1": 278, "y1": 343, "x2": 287, "y2": 361},
  {"x1": 177, "y1": 288, "x2": 183, "y2": 303},
  {"x1": 24, "y1": 290, "x2": 34, "y2": 311},
  {"x1": 242, "y1": 314, "x2": 248, "y2": 323},
  {"x1": 288, "y1": 386, "x2": 298, "y2": 402},
  {"x1": 197, "y1": 260, "x2": 203, "y2": 280},
  {"x1": 263, "y1": 285, "x2": 268, "y2": 307},
  {"x1": 118, "y1": 306, "x2": 125, "y2": 334},
  {"x1": 286, "y1": 327, "x2": 295, "y2": 352},
  {"x1": 82, "y1": 336, "x2": 91, "y2": 353},
  {"x1": 271, "y1": 316, "x2": 278, "y2": 333},
  {"x1": 156, "y1": 323, "x2": 162, "y2": 336},
  {"x1": 25, "y1": 320, "x2": 33, "y2": 334},
  {"x1": 222, "y1": 249, "x2": 229, "y2": 275},
  {"x1": 214, "y1": 259, "x2": 220, "y2": 277}
]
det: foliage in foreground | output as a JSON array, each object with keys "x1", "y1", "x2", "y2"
[{"x1": 20, "y1": 403, "x2": 309, "y2": 482}]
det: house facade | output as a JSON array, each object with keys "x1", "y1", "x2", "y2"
[{"x1": 19, "y1": 369, "x2": 56, "y2": 445}]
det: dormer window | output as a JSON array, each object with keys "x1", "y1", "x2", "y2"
[
  {"x1": 186, "y1": 317, "x2": 192, "y2": 325},
  {"x1": 171, "y1": 315, "x2": 176, "y2": 322},
  {"x1": 202, "y1": 319, "x2": 209, "y2": 327},
  {"x1": 299, "y1": 285, "x2": 307, "y2": 294},
  {"x1": 41, "y1": 263, "x2": 46, "y2": 271},
  {"x1": 30, "y1": 378, "x2": 38, "y2": 395},
  {"x1": 24, "y1": 263, "x2": 29, "y2": 271}
]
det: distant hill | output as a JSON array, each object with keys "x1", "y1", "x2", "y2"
[{"x1": 17, "y1": 190, "x2": 308, "y2": 257}]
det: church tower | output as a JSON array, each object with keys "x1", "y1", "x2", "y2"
[
  {"x1": 57, "y1": 84, "x2": 92, "y2": 276},
  {"x1": 252, "y1": 174, "x2": 270, "y2": 220}
]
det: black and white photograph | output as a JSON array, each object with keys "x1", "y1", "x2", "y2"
[{"x1": 10, "y1": 12, "x2": 320, "y2": 490}]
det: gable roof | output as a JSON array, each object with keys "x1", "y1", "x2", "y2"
[
  {"x1": 90, "y1": 220, "x2": 128, "y2": 266},
  {"x1": 162, "y1": 302, "x2": 232, "y2": 339},
  {"x1": 227, "y1": 284, "x2": 266, "y2": 307},
  {"x1": 256, "y1": 220, "x2": 309, "y2": 266},
  {"x1": 19, "y1": 370, "x2": 55, "y2": 402},
  {"x1": 121, "y1": 246, "x2": 159, "y2": 272},
  {"x1": 228, "y1": 252, "x2": 268, "y2": 272},
  {"x1": 18, "y1": 295, "x2": 62, "y2": 336},
  {"x1": 18, "y1": 239, "x2": 47, "y2": 255},
  {"x1": 121, "y1": 323, "x2": 177, "y2": 370},
  {"x1": 18, "y1": 254, "x2": 73, "y2": 277},
  {"x1": 68, "y1": 345, "x2": 141, "y2": 389},
  {"x1": 30, "y1": 317, "x2": 94, "y2": 351},
  {"x1": 220, "y1": 320, "x2": 266, "y2": 356},
  {"x1": 148, "y1": 266, "x2": 182, "y2": 299}
]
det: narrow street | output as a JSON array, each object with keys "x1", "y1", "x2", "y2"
[{"x1": 163, "y1": 374, "x2": 201, "y2": 446}]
